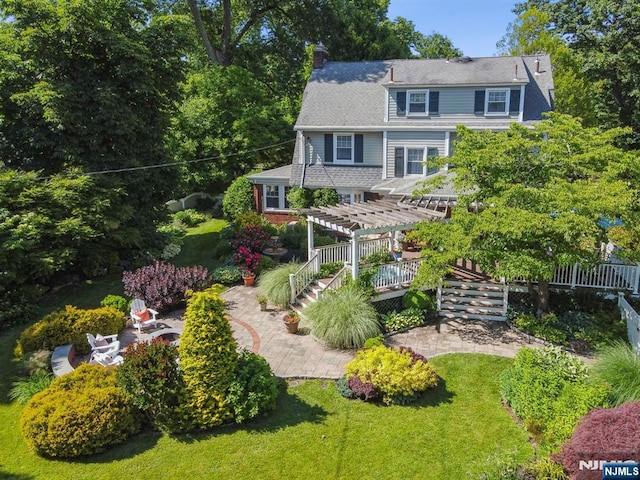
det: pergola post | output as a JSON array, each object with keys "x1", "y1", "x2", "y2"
[
  {"x1": 351, "y1": 235, "x2": 359, "y2": 279},
  {"x1": 307, "y1": 217, "x2": 315, "y2": 260}
]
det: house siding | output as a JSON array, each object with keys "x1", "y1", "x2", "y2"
[
  {"x1": 388, "y1": 87, "x2": 521, "y2": 121},
  {"x1": 305, "y1": 132, "x2": 383, "y2": 166},
  {"x1": 386, "y1": 131, "x2": 446, "y2": 178}
]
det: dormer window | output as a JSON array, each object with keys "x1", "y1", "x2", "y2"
[
  {"x1": 408, "y1": 90, "x2": 428, "y2": 115},
  {"x1": 485, "y1": 89, "x2": 510, "y2": 115},
  {"x1": 335, "y1": 134, "x2": 353, "y2": 162}
]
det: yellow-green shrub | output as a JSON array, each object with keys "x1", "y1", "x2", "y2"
[
  {"x1": 180, "y1": 287, "x2": 238, "y2": 429},
  {"x1": 345, "y1": 345, "x2": 438, "y2": 404},
  {"x1": 15, "y1": 305, "x2": 126, "y2": 357},
  {"x1": 20, "y1": 364, "x2": 140, "y2": 458}
]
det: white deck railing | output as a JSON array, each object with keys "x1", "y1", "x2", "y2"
[
  {"x1": 370, "y1": 259, "x2": 423, "y2": 290},
  {"x1": 318, "y1": 265, "x2": 349, "y2": 300},
  {"x1": 550, "y1": 263, "x2": 640, "y2": 293},
  {"x1": 289, "y1": 253, "x2": 319, "y2": 304},
  {"x1": 618, "y1": 294, "x2": 640, "y2": 354},
  {"x1": 313, "y1": 237, "x2": 389, "y2": 265}
]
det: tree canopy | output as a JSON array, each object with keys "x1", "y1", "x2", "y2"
[{"x1": 412, "y1": 114, "x2": 640, "y2": 314}]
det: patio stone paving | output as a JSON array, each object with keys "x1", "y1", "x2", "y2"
[{"x1": 118, "y1": 285, "x2": 589, "y2": 380}]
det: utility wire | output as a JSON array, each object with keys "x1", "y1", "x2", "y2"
[{"x1": 8, "y1": 137, "x2": 296, "y2": 182}]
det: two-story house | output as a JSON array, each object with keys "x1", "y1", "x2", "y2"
[{"x1": 248, "y1": 46, "x2": 554, "y2": 217}]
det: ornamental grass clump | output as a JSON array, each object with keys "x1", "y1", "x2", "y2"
[
  {"x1": 258, "y1": 262, "x2": 300, "y2": 309},
  {"x1": 306, "y1": 285, "x2": 380, "y2": 349},
  {"x1": 592, "y1": 340, "x2": 640, "y2": 406},
  {"x1": 341, "y1": 345, "x2": 438, "y2": 405}
]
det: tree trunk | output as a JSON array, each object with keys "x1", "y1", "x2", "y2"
[
  {"x1": 185, "y1": 0, "x2": 223, "y2": 65},
  {"x1": 535, "y1": 279, "x2": 550, "y2": 318}
]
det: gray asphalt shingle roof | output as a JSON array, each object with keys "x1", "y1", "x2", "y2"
[{"x1": 290, "y1": 164, "x2": 383, "y2": 189}]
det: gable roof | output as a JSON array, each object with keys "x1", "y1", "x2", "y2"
[{"x1": 294, "y1": 55, "x2": 554, "y2": 130}]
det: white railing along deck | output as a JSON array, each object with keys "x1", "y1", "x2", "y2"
[
  {"x1": 313, "y1": 238, "x2": 390, "y2": 266},
  {"x1": 289, "y1": 253, "x2": 319, "y2": 304},
  {"x1": 618, "y1": 293, "x2": 640, "y2": 355},
  {"x1": 318, "y1": 265, "x2": 349, "y2": 300},
  {"x1": 371, "y1": 258, "x2": 423, "y2": 290},
  {"x1": 551, "y1": 263, "x2": 640, "y2": 293}
]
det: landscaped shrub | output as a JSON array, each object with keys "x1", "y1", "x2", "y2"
[
  {"x1": 173, "y1": 208, "x2": 210, "y2": 227},
  {"x1": 554, "y1": 401, "x2": 640, "y2": 480},
  {"x1": 180, "y1": 287, "x2": 238, "y2": 429},
  {"x1": 306, "y1": 285, "x2": 380, "y2": 349},
  {"x1": 231, "y1": 225, "x2": 270, "y2": 274},
  {"x1": 233, "y1": 211, "x2": 273, "y2": 232},
  {"x1": 258, "y1": 262, "x2": 301, "y2": 309},
  {"x1": 15, "y1": 305, "x2": 126, "y2": 357},
  {"x1": 20, "y1": 364, "x2": 140, "y2": 458},
  {"x1": 10, "y1": 373, "x2": 53, "y2": 404},
  {"x1": 278, "y1": 222, "x2": 306, "y2": 249},
  {"x1": 256, "y1": 254, "x2": 275, "y2": 275},
  {"x1": 117, "y1": 338, "x2": 189, "y2": 433},
  {"x1": 312, "y1": 187, "x2": 339, "y2": 207},
  {"x1": 592, "y1": 340, "x2": 640, "y2": 406},
  {"x1": 511, "y1": 313, "x2": 569, "y2": 346},
  {"x1": 363, "y1": 334, "x2": 385, "y2": 349},
  {"x1": 500, "y1": 347, "x2": 609, "y2": 449},
  {"x1": 222, "y1": 176, "x2": 255, "y2": 221},
  {"x1": 403, "y1": 289, "x2": 437, "y2": 313},
  {"x1": 521, "y1": 457, "x2": 567, "y2": 480},
  {"x1": 227, "y1": 350, "x2": 279, "y2": 423},
  {"x1": 381, "y1": 307, "x2": 424, "y2": 333},
  {"x1": 100, "y1": 294, "x2": 130, "y2": 314},
  {"x1": 122, "y1": 260, "x2": 211, "y2": 312},
  {"x1": 211, "y1": 264, "x2": 244, "y2": 285},
  {"x1": 286, "y1": 187, "x2": 312, "y2": 209},
  {"x1": 344, "y1": 345, "x2": 438, "y2": 405},
  {"x1": 22, "y1": 349, "x2": 51, "y2": 375}
]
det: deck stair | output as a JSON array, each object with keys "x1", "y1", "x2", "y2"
[
  {"x1": 438, "y1": 280, "x2": 507, "y2": 321},
  {"x1": 294, "y1": 277, "x2": 332, "y2": 311}
]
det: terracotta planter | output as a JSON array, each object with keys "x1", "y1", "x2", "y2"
[
  {"x1": 284, "y1": 319, "x2": 299, "y2": 334},
  {"x1": 242, "y1": 274, "x2": 256, "y2": 287}
]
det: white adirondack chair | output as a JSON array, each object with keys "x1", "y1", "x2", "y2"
[
  {"x1": 130, "y1": 299, "x2": 158, "y2": 333},
  {"x1": 92, "y1": 351, "x2": 124, "y2": 367},
  {"x1": 86, "y1": 333, "x2": 120, "y2": 357}
]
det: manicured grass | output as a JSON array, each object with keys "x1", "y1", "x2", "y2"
[
  {"x1": 0, "y1": 354, "x2": 532, "y2": 479},
  {"x1": 172, "y1": 218, "x2": 228, "y2": 271}
]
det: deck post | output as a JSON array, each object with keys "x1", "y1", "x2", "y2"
[
  {"x1": 289, "y1": 273, "x2": 296, "y2": 305},
  {"x1": 351, "y1": 236, "x2": 359, "y2": 280},
  {"x1": 307, "y1": 218, "x2": 315, "y2": 261},
  {"x1": 634, "y1": 264, "x2": 640, "y2": 295},
  {"x1": 570, "y1": 263, "x2": 578, "y2": 289}
]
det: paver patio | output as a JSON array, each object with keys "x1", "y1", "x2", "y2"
[{"x1": 121, "y1": 285, "x2": 576, "y2": 379}]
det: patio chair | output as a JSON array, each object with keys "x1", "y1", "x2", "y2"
[
  {"x1": 130, "y1": 299, "x2": 158, "y2": 333},
  {"x1": 91, "y1": 351, "x2": 124, "y2": 367},
  {"x1": 86, "y1": 333, "x2": 121, "y2": 357}
]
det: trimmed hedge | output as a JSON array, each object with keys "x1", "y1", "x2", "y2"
[
  {"x1": 20, "y1": 364, "x2": 140, "y2": 458},
  {"x1": 15, "y1": 305, "x2": 126, "y2": 357},
  {"x1": 180, "y1": 287, "x2": 238, "y2": 429}
]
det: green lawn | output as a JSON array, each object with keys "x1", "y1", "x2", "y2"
[
  {"x1": 172, "y1": 218, "x2": 228, "y2": 271},
  {"x1": 0, "y1": 354, "x2": 532, "y2": 480}
]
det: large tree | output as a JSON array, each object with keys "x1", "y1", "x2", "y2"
[
  {"x1": 0, "y1": 0, "x2": 189, "y2": 256},
  {"x1": 515, "y1": 0, "x2": 640, "y2": 146},
  {"x1": 412, "y1": 114, "x2": 640, "y2": 315}
]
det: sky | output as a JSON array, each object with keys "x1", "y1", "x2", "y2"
[{"x1": 387, "y1": 0, "x2": 519, "y2": 58}]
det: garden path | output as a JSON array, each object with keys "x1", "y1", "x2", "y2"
[{"x1": 122, "y1": 286, "x2": 590, "y2": 380}]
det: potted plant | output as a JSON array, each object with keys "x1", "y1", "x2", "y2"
[
  {"x1": 392, "y1": 247, "x2": 403, "y2": 261},
  {"x1": 283, "y1": 311, "x2": 300, "y2": 334},
  {"x1": 257, "y1": 294, "x2": 268, "y2": 311},
  {"x1": 242, "y1": 268, "x2": 256, "y2": 287}
]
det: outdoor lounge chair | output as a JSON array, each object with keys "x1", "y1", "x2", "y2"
[
  {"x1": 86, "y1": 333, "x2": 121, "y2": 357},
  {"x1": 91, "y1": 351, "x2": 124, "y2": 367},
  {"x1": 130, "y1": 299, "x2": 158, "y2": 333}
]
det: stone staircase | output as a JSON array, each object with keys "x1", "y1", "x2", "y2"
[
  {"x1": 292, "y1": 278, "x2": 331, "y2": 313},
  {"x1": 438, "y1": 280, "x2": 507, "y2": 321}
]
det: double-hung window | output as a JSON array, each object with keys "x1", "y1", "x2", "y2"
[
  {"x1": 408, "y1": 90, "x2": 428, "y2": 115},
  {"x1": 335, "y1": 134, "x2": 353, "y2": 162},
  {"x1": 407, "y1": 148, "x2": 424, "y2": 175},
  {"x1": 336, "y1": 190, "x2": 363, "y2": 205},
  {"x1": 264, "y1": 185, "x2": 290, "y2": 210},
  {"x1": 486, "y1": 89, "x2": 509, "y2": 115}
]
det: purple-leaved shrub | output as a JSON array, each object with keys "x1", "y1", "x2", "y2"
[{"x1": 122, "y1": 261, "x2": 210, "y2": 312}]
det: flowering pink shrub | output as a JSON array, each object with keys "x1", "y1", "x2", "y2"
[
  {"x1": 231, "y1": 225, "x2": 269, "y2": 274},
  {"x1": 123, "y1": 261, "x2": 210, "y2": 311}
]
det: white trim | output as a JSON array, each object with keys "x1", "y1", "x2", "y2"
[
  {"x1": 444, "y1": 131, "x2": 451, "y2": 157},
  {"x1": 263, "y1": 184, "x2": 290, "y2": 211},
  {"x1": 407, "y1": 89, "x2": 429, "y2": 116},
  {"x1": 336, "y1": 189, "x2": 364, "y2": 205},
  {"x1": 384, "y1": 89, "x2": 389, "y2": 122},
  {"x1": 518, "y1": 84, "x2": 525, "y2": 122},
  {"x1": 484, "y1": 88, "x2": 510, "y2": 116},
  {"x1": 402, "y1": 146, "x2": 439, "y2": 177},
  {"x1": 334, "y1": 133, "x2": 355, "y2": 164},
  {"x1": 382, "y1": 131, "x2": 388, "y2": 180},
  {"x1": 295, "y1": 124, "x2": 520, "y2": 132},
  {"x1": 298, "y1": 131, "x2": 305, "y2": 164}
]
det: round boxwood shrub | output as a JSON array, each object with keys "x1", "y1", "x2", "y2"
[
  {"x1": 180, "y1": 287, "x2": 238, "y2": 429},
  {"x1": 222, "y1": 176, "x2": 255, "y2": 221},
  {"x1": 227, "y1": 350, "x2": 279, "y2": 423},
  {"x1": 15, "y1": 305, "x2": 126, "y2": 357},
  {"x1": 20, "y1": 364, "x2": 140, "y2": 458},
  {"x1": 100, "y1": 294, "x2": 130, "y2": 315}
]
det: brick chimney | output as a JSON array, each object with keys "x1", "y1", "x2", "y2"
[{"x1": 313, "y1": 43, "x2": 328, "y2": 69}]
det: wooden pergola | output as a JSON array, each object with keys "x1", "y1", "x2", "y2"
[{"x1": 305, "y1": 196, "x2": 456, "y2": 279}]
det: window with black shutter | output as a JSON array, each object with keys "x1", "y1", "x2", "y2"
[
  {"x1": 324, "y1": 134, "x2": 333, "y2": 163},
  {"x1": 429, "y1": 91, "x2": 439, "y2": 115},
  {"x1": 394, "y1": 147, "x2": 404, "y2": 177},
  {"x1": 354, "y1": 134, "x2": 363, "y2": 163},
  {"x1": 396, "y1": 91, "x2": 406, "y2": 116},
  {"x1": 474, "y1": 90, "x2": 485, "y2": 115},
  {"x1": 509, "y1": 89, "x2": 521, "y2": 114}
]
